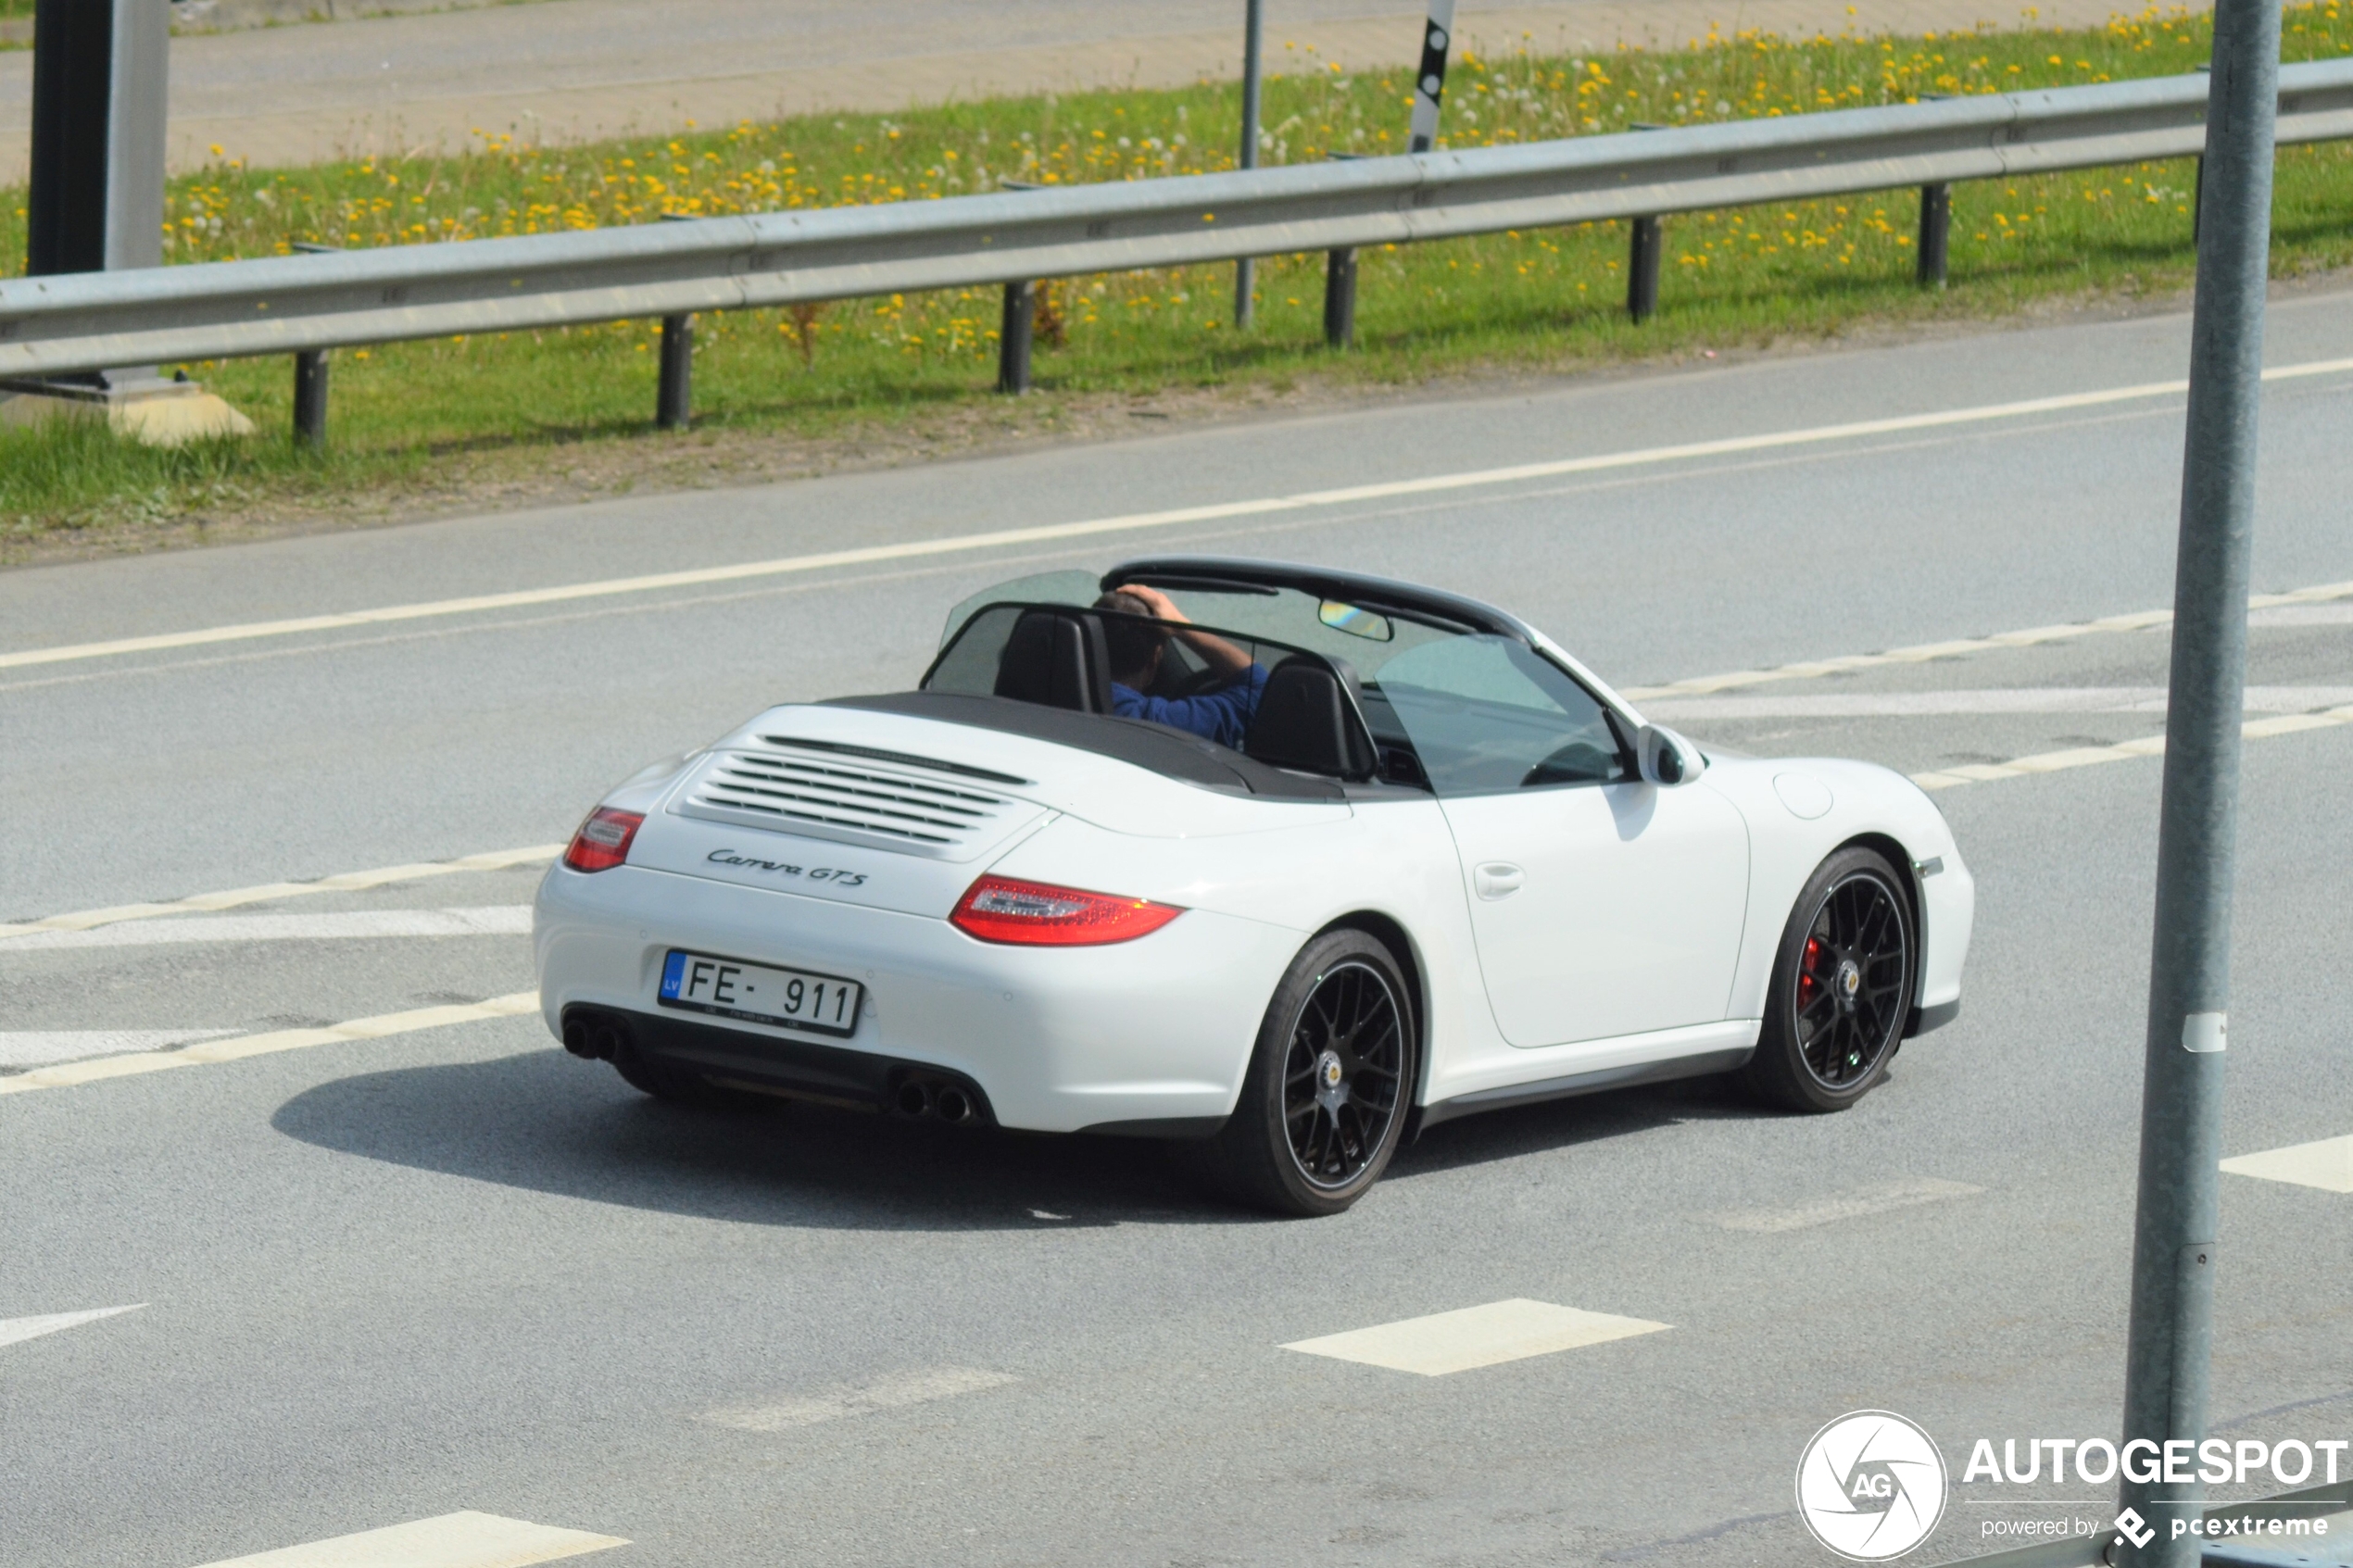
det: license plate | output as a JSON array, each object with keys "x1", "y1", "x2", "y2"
[{"x1": 657, "y1": 949, "x2": 862, "y2": 1037}]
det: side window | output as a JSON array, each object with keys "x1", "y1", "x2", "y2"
[{"x1": 1372, "y1": 636, "x2": 1629, "y2": 796}]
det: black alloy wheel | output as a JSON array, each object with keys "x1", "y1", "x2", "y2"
[
  {"x1": 1744, "y1": 847, "x2": 1916, "y2": 1113},
  {"x1": 1194, "y1": 929, "x2": 1417, "y2": 1216},
  {"x1": 1282, "y1": 958, "x2": 1408, "y2": 1187}
]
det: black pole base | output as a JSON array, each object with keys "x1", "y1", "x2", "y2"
[
  {"x1": 657, "y1": 314, "x2": 694, "y2": 429},
  {"x1": 1627, "y1": 216, "x2": 1662, "y2": 323},
  {"x1": 293, "y1": 350, "x2": 329, "y2": 447},
  {"x1": 999, "y1": 282, "x2": 1035, "y2": 394},
  {"x1": 1917, "y1": 182, "x2": 1952, "y2": 287},
  {"x1": 1323, "y1": 248, "x2": 1358, "y2": 348}
]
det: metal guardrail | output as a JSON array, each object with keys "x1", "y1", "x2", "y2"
[{"x1": 3, "y1": 59, "x2": 2349, "y2": 421}]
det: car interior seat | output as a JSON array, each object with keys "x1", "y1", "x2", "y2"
[
  {"x1": 994, "y1": 608, "x2": 1110, "y2": 713},
  {"x1": 1242, "y1": 655, "x2": 1377, "y2": 779}
]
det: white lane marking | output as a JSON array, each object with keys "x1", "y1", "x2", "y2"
[
  {"x1": 7, "y1": 354, "x2": 2351, "y2": 677},
  {"x1": 2221, "y1": 1135, "x2": 2353, "y2": 1194},
  {"x1": 1621, "y1": 580, "x2": 2353, "y2": 704},
  {"x1": 700, "y1": 1366, "x2": 1019, "y2": 1432},
  {"x1": 1281, "y1": 1298, "x2": 1669, "y2": 1376},
  {"x1": 0, "y1": 991, "x2": 539, "y2": 1098},
  {"x1": 0, "y1": 845, "x2": 560, "y2": 939},
  {"x1": 189, "y1": 1511, "x2": 626, "y2": 1568},
  {"x1": 0, "y1": 906, "x2": 532, "y2": 951},
  {"x1": 0, "y1": 1302, "x2": 145, "y2": 1349},
  {"x1": 1651, "y1": 686, "x2": 2353, "y2": 720},
  {"x1": 1709, "y1": 1178, "x2": 1983, "y2": 1233},
  {"x1": 0, "y1": 1030, "x2": 236, "y2": 1068},
  {"x1": 12, "y1": 568, "x2": 2353, "y2": 941},
  {"x1": 2251, "y1": 603, "x2": 2353, "y2": 627},
  {"x1": 1909, "y1": 707, "x2": 2353, "y2": 791}
]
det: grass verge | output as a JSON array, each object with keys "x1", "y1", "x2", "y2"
[{"x1": 2, "y1": 3, "x2": 2350, "y2": 559}]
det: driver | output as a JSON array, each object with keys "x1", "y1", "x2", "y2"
[{"x1": 1094, "y1": 583, "x2": 1269, "y2": 747}]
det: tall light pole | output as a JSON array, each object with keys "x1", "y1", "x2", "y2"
[
  {"x1": 2113, "y1": 3, "x2": 2283, "y2": 1564},
  {"x1": 1233, "y1": 0, "x2": 1265, "y2": 330},
  {"x1": 9, "y1": 0, "x2": 249, "y2": 442}
]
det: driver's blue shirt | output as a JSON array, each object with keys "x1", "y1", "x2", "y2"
[{"x1": 1110, "y1": 664, "x2": 1270, "y2": 748}]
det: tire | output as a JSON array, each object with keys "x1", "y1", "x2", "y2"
[
  {"x1": 1743, "y1": 846, "x2": 1917, "y2": 1113},
  {"x1": 1199, "y1": 929, "x2": 1418, "y2": 1217}
]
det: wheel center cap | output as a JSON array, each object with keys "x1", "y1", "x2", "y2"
[
  {"x1": 1318, "y1": 1050, "x2": 1345, "y2": 1090},
  {"x1": 1837, "y1": 958, "x2": 1861, "y2": 999}
]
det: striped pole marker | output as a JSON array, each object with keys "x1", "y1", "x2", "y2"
[{"x1": 1407, "y1": 0, "x2": 1458, "y2": 153}]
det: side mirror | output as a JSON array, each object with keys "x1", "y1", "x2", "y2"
[{"x1": 1637, "y1": 723, "x2": 1703, "y2": 786}]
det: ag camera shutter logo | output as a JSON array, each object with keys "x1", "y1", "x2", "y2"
[{"x1": 1796, "y1": 1411, "x2": 1949, "y2": 1561}]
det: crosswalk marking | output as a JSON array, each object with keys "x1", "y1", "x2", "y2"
[
  {"x1": 1281, "y1": 1298, "x2": 1669, "y2": 1376},
  {"x1": 700, "y1": 1366, "x2": 1019, "y2": 1431},
  {"x1": 189, "y1": 1511, "x2": 625, "y2": 1568},
  {"x1": 2221, "y1": 1135, "x2": 2353, "y2": 1194},
  {"x1": 1710, "y1": 1177, "x2": 1983, "y2": 1233},
  {"x1": 0, "y1": 1303, "x2": 145, "y2": 1350},
  {"x1": 0, "y1": 992, "x2": 540, "y2": 1098}
]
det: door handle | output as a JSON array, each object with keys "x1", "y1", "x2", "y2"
[{"x1": 1474, "y1": 861, "x2": 1524, "y2": 900}]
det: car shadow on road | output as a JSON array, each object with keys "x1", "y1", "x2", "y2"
[
  {"x1": 271, "y1": 1046, "x2": 1782, "y2": 1229},
  {"x1": 1389, "y1": 1071, "x2": 1780, "y2": 1182}
]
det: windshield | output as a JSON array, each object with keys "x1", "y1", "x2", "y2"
[
  {"x1": 942, "y1": 570, "x2": 1460, "y2": 681},
  {"x1": 933, "y1": 571, "x2": 1629, "y2": 796}
]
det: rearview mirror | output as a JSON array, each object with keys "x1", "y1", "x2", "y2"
[{"x1": 1637, "y1": 723, "x2": 1703, "y2": 786}]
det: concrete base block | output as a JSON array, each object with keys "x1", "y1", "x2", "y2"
[{"x1": 0, "y1": 379, "x2": 258, "y2": 446}]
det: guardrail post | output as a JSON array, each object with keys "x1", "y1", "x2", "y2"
[
  {"x1": 288, "y1": 241, "x2": 337, "y2": 446},
  {"x1": 1323, "y1": 248, "x2": 1358, "y2": 348},
  {"x1": 1917, "y1": 182, "x2": 1951, "y2": 286},
  {"x1": 999, "y1": 282, "x2": 1035, "y2": 393},
  {"x1": 656, "y1": 313, "x2": 693, "y2": 429},
  {"x1": 293, "y1": 351, "x2": 329, "y2": 447},
  {"x1": 1627, "y1": 216, "x2": 1662, "y2": 322}
]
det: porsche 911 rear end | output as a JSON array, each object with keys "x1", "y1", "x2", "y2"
[{"x1": 534, "y1": 712, "x2": 1300, "y2": 1135}]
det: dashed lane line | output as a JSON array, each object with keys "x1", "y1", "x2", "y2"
[
  {"x1": 1281, "y1": 1298, "x2": 1669, "y2": 1376},
  {"x1": 190, "y1": 1512, "x2": 626, "y2": 1568},
  {"x1": 7, "y1": 355, "x2": 2352, "y2": 678},
  {"x1": 1908, "y1": 708, "x2": 2353, "y2": 792},
  {"x1": 1619, "y1": 579, "x2": 2353, "y2": 703},
  {"x1": 0, "y1": 845, "x2": 561, "y2": 939},
  {"x1": 0, "y1": 905, "x2": 534, "y2": 951},
  {"x1": 0, "y1": 1029, "x2": 237, "y2": 1069},
  {"x1": 0, "y1": 991, "x2": 540, "y2": 1098}
]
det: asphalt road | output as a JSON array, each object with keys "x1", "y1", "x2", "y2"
[{"x1": 4, "y1": 292, "x2": 2351, "y2": 1567}]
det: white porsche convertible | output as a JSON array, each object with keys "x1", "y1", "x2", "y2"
[{"x1": 536, "y1": 558, "x2": 1971, "y2": 1215}]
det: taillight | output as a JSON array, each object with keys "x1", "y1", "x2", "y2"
[
  {"x1": 563, "y1": 807, "x2": 645, "y2": 872},
  {"x1": 950, "y1": 874, "x2": 1183, "y2": 947}
]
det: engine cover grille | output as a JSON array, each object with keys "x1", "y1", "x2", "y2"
[{"x1": 674, "y1": 745, "x2": 1033, "y2": 859}]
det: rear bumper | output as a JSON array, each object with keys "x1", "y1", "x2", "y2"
[
  {"x1": 535, "y1": 860, "x2": 1301, "y2": 1134},
  {"x1": 561, "y1": 1003, "x2": 996, "y2": 1123}
]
